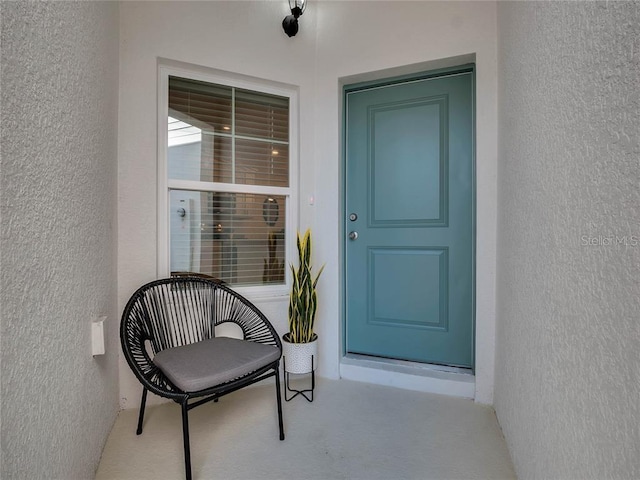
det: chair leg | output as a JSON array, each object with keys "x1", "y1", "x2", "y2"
[
  {"x1": 181, "y1": 399, "x2": 192, "y2": 480},
  {"x1": 136, "y1": 388, "x2": 148, "y2": 435},
  {"x1": 275, "y1": 365, "x2": 285, "y2": 441}
]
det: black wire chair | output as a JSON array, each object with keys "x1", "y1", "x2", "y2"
[{"x1": 120, "y1": 277, "x2": 285, "y2": 480}]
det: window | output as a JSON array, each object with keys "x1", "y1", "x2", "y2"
[{"x1": 159, "y1": 68, "x2": 296, "y2": 292}]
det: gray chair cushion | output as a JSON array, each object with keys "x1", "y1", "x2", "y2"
[{"x1": 153, "y1": 337, "x2": 281, "y2": 393}]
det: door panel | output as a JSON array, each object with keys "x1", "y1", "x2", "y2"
[
  {"x1": 371, "y1": 99, "x2": 444, "y2": 223},
  {"x1": 345, "y1": 70, "x2": 473, "y2": 368}
]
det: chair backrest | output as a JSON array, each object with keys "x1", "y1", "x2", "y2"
[{"x1": 120, "y1": 277, "x2": 281, "y2": 397}]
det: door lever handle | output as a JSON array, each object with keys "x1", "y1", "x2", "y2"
[{"x1": 349, "y1": 231, "x2": 359, "y2": 241}]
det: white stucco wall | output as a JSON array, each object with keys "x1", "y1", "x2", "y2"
[
  {"x1": 1, "y1": 2, "x2": 120, "y2": 479},
  {"x1": 495, "y1": 2, "x2": 640, "y2": 479},
  {"x1": 118, "y1": 1, "x2": 498, "y2": 407}
]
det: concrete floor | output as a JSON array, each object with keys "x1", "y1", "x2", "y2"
[{"x1": 96, "y1": 378, "x2": 516, "y2": 480}]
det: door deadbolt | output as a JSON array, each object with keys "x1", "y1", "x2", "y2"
[{"x1": 349, "y1": 213, "x2": 358, "y2": 222}]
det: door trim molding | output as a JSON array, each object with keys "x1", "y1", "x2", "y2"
[{"x1": 343, "y1": 64, "x2": 474, "y2": 95}]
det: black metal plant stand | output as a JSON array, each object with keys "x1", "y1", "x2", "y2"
[{"x1": 283, "y1": 355, "x2": 315, "y2": 402}]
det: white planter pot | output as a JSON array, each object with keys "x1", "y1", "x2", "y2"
[{"x1": 282, "y1": 334, "x2": 318, "y2": 374}]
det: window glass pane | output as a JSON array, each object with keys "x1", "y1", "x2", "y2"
[
  {"x1": 170, "y1": 190, "x2": 286, "y2": 286},
  {"x1": 235, "y1": 89, "x2": 289, "y2": 142},
  {"x1": 168, "y1": 76, "x2": 234, "y2": 183},
  {"x1": 235, "y1": 139, "x2": 289, "y2": 187},
  {"x1": 168, "y1": 76, "x2": 232, "y2": 132},
  {"x1": 168, "y1": 126, "x2": 232, "y2": 183}
]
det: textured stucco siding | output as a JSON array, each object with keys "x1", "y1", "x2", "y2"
[
  {"x1": 1, "y1": 2, "x2": 120, "y2": 479},
  {"x1": 495, "y1": 2, "x2": 640, "y2": 479}
]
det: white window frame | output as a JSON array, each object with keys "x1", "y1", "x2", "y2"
[{"x1": 157, "y1": 61, "x2": 298, "y2": 298}]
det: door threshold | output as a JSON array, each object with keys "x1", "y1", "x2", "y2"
[{"x1": 340, "y1": 353, "x2": 475, "y2": 399}]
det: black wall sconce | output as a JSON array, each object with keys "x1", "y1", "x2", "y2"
[{"x1": 282, "y1": 0, "x2": 306, "y2": 37}]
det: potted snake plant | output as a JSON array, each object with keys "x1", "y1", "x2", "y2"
[{"x1": 282, "y1": 229, "x2": 324, "y2": 375}]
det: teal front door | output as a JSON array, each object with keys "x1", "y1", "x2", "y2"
[{"x1": 345, "y1": 68, "x2": 474, "y2": 368}]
